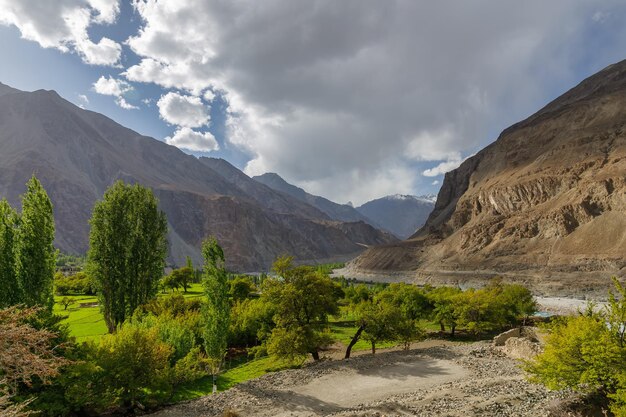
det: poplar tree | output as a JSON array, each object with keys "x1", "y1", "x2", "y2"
[
  {"x1": 15, "y1": 176, "x2": 56, "y2": 312},
  {"x1": 88, "y1": 181, "x2": 168, "y2": 333},
  {"x1": 0, "y1": 199, "x2": 20, "y2": 307},
  {"x1": 201, "y1": 237, "x2": 230, "y2": 394}
]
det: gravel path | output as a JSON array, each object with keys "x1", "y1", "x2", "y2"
[{"x1": 149, "y1": 342, "x2": 562, "y2": 417}]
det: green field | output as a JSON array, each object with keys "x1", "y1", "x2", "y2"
[
  {"x1": 53, "y1": 284, "x2": 403, "y2": 400},
  {"x1": 54, "y1": 283, "x2": 205, "y2": 342}
]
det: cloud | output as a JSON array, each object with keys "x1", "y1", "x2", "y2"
[
  {"x1": 157, "y1": 92, "x2": 210, "y2": 128},
  {"x1": 93, "y1": 76, "x2": 138, "y2": 110},
  {"x1": 165, "y1": 127, "x2": 219, "y2": 152},
  {"x1": 203, "y1": 89, "x2": 215, "y2": 102},
  {"x1": 0, "y1": 0, "x2": 122, "y2": 66},
  {"x1": 93, "y1": 75, "x2": 131, "y2": 96},
  {"x1": 115, "y1": 97, "x2": 138, "y2": 110},
  {"x1": 118, "y1": 1, "x2": 626, "y2": 204},
  {"x1": 76, "y1": 94, "x2": 89, "y2": 108},
  {"x1": 422, "y1": 159, "x2": 465, "y2": 177}
]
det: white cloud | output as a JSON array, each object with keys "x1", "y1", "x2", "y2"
[
  {"x1": 165, "y1": 127, "x2": 219, "y2": 152},
  {"x1": 157, "y1": 92, "x2": 210, "y2": 128},
  {"x1": 93, "y1": 75, "x2": 130, "y2": 96},
  {"x1": 0, "y1": 0, "x2": 122, "y2": 66},
  {"x1": 432, "y1": 180, "x2": 440, "y2": 186},
  {"x1": 76, "y1": 94, "x2": 89, "y2": 108},
  {"x1": 115, "y1": 97, "x2": 138, "y2": 110},
  {"x1": 92, "y1": 76, "x2": 138, "y2": 110},
  {"x1": 422, "y1": 159, "x2": 466, "y2": 177},
  {"x1": 118, "y1": 1, "x2": 626, "y2": 204},
  {"x1": 203, "y1": 89, "x2": 215, "y2": 102}
]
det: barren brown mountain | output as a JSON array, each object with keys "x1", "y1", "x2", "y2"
[
  {"x1": 0, "y1": 83, "x2": 395, "y2": 271},
  {"x1": 346, "y1": 60, "x2": 626, "y2": 297}
]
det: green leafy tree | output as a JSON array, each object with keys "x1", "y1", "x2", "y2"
[
  {"x1": 229, "y1": 276, "x2": 255, "y2": 301},
  {"x1": 527, "y1": 278, "x2": 626, "y2": 416},
  {"x1": 357, "y1": 300, "x2": 400, "y2": 355},
  {"x1": 15, "y1": 176, "x2": 56, "y2": 312},
  {"x1": 0, "y1": 199, "x2": 20, "y2": 307},
  {"x1": 93, "y1": 326, "x2": 173, "y2": 410},
  {"x1": 427, "y1": 286, "x2": 462, "y2": 334},
  {"x1": 201, "y1": 237, "x2": 231, "y2": 394},
  {"x1": 263, "y1": 258, "x2": 341, "y2": 361},
  {"x1": 87, "y1": 181, "x2": 168, "y2": 333}
]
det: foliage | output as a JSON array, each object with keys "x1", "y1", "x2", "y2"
[
  {"x1": 229, "y1": 276, "x2": 256, "y2": 301},
  {"x1": 426, "y1": 286, "x2": 462, "y2": 334},
  {"x1": 54, "y1": 272, "x2": 94, "y2": 296},
  {"x1": 228, "y1": 298, "x2": 274, "y2": 347},
  {"x1": 262, "y1": 258, "x2": 342, "y2": 360},
  {"x1": 0, "y1": 199, "x2": 20, "y2": 308},
  {"x1": 163, "y1": 267, "x2": 195, "y2": 293},
  {"x1": 526, "y1": 278, "x2": 626, "y2": 416},
  {"x1": 15, "y1": 176, "x2": 57, "y2": 312},
  {"x1": 202, "y1": 237, "x2": 231, "y2": 391},
  {"x1": 0, "y1": 306, "x2": 68, "y2": 417},
  {"x1": 87, "y1": 181, "x2": 168, "y2": 333},
  {"x1": 92, "y1": 325, "x2": 173, "y2": 409}
]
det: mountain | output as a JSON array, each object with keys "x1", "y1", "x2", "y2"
[
  {"x1": 0, "y1": 82, "x2": 396, "y2": 271},
  {"x1": 253, "y1": 172, "x2": 375, "y2": 224},
  {"x1": 355, "y1": 194, "x2": 436, "y2": 239},
  {"x1": 346, "y1": 60, "x2": 626, "y2": 297}
]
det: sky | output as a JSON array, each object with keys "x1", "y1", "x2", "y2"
[{"x1": 1, "y1": 1, "x2": 626, "y2": 206}]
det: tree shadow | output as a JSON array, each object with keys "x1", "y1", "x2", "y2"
[{"x1": 235, "y1": 383, "x2": 344, "y2": 415}]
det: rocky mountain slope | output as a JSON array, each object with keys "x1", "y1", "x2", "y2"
[
  {"x1": 253, "y1": 172, "x2": 374, "y2": 224},
  {"x1": 0, "y1": 82, "x2": 396, "y2": 271},
  {"x1": 356, "y1": 194, "x2": 435, "y2": 239},
  {"x1": 346, "y1": 60, "x2": 626, "y2": 297}
]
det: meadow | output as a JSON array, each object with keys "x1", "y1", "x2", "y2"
[{"x1": 53, "y1": 283, "x2": 401, "y2": 400}]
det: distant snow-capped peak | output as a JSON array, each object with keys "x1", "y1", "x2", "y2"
[{"x1": 385, "y1": 194, "x2": 436, "y2": 204}]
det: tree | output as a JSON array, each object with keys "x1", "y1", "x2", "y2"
[
  {"x1": 59, "y1": 297, "x2": 72, "y2": 311},
  {"x1": 201, "y1": 237, "x2": 230, "y2": 394},
  {"x1": 526, "y1": 279, "x2": 626, "y2": 416},
  {"x1": 0, "y1": 306, "x2": 68, "y2": 417},
  {"x1": 427, "y1": 286, "x2": 462, "y2": 335},
  {"x1": 0, "y1": 199, "x2": 20, "y2": 308},
  {"x1": 94, "y1": 326, "x2": 173, "y2": 409},
  {"x1": 15, "y1": 176, "x2": 56, "y2": 312},
  {"x1": 87, "y1": 181, "x2": 168, "y2": 333},
  {"x1": 173, "y1": 267, "x2": 194, "y2": 293},
  {"x1": 229, "y1": 276, "x2": 255, "y2": 301},
  {"x1": 263, "y1": 259, "x2": 342, "y2": 361}
]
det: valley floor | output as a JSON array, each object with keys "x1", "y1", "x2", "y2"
[{"x1": 150, "y1": 341, "x2": 562, "y2": 417}]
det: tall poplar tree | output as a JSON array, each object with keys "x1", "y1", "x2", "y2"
[
  {"x1": 88, "y1": 181, "x2": 168, "y2": 333},
  {"x1": 15, "y1": 176, "x2": 56, "y2": 312},
  {"x1": 202, "y1": 237, "x2": 230, "y2": 394},
  {"x1": 0, "y1": 199, "x2": 20, "y2": 307}
]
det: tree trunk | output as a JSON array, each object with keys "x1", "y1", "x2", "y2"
[
  {"x1": 212, "y1": 374, "x2": 217, "y2": 394},
  {"x1": 345, "y1": 324, "x2": 365, "y2": 359},
  {"x1": 311, "y1": 350, "x2": 320, "y2": 361},
  {"x1": 371, "y1": 341, "x2": 376, "y2": 355},
  {"x1": 451, "y1": 325, "x2": 456, "y2": 338},
  {"x1": 439, "y1": 321, "x2": 445, "y2": 332}
]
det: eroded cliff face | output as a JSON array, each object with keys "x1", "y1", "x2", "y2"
[{"x1": 348, "y1": 61, "x2": 626, "y2": 296}]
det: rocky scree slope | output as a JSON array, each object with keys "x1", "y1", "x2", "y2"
[{"x1": 347, "y1": 60, "x2": 626, "y2": 297}]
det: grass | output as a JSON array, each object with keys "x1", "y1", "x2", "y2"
[
  {"x1": 52, "y1": 286, "x2": 456, "y2": 401},
  {"x1": 53, "y1": 283, "x2": 206, "y2": 342},
  {"x1": 172, "y1": 355, "x2": 298, "y2": 402}
]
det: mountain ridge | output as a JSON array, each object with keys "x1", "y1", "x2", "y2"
[
  {"x1": 346, "y1": 59, "x2": 626, "y2": 297},
  {"x1": 0, "y1": 83, "x2": 396, "y2": 271}
]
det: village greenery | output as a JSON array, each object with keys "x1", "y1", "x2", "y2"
[{"x1": 4, "y1": 176, "x2": 623, "y2": 415}]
